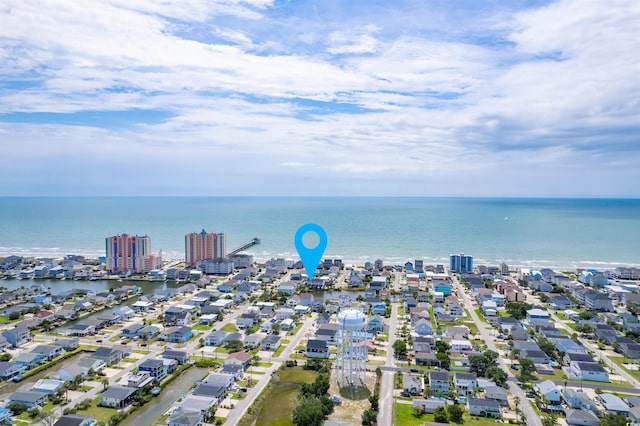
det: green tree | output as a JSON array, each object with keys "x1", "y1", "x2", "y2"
[
  {"x1": 541, "y1": 414, "x2": 558, "y2": 426},
  {"x1": 362, "y1": 409, "x2": 378, "y2": 425},
  {"x1": 575, "y1": 324, "x2": 593, "y2": 335},
  {"x1": 293, "y1": 397, "x2": 329, "y2": 426},
  {"x1": 6, "y1": 402, "x2": 25, "y2": 415},
  {"x1": 435, "y1": 340, "x2": 451, "y2": 354},
  {"x1": 436, "y1": 351, "x2": 450, "y2": 370},
  {"x1": 537, "y1": 337, "x2": 557, "y2": 358},
  {"x1": 272, "y1": 322, "x2": 281, "y2": 336},
  {"x1": 578, "y1": 310, "x2": 593, "y2": 320},
  {"x1": 225, "y1": 339, "x2": 243, "y2": 352},
  {"x1": 448, "y1": 403, "x2": 464, "y2": 423},
  {"x1": 433, "y1": 405, "x2": 448, "y2": 423},
  {"x1": 505, "y1": 302, "x2": 533, "y2": 320},
  {"x1": 517, "y1": 359, "x2": 536, "y2": 385},
  {"x1": 486, "y1": 366, "x2": 508, "y2": 387},
  {"x1": 600, "y1": 413, "x2": 630, "y2": 426},
  {"x1": 392, "y1": 339, "x2": 408, "y2": 358}
]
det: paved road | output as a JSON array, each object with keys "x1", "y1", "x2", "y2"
[
  {"x1": 522, "y1": 288, "x2": 640, "y2": 389},
  {"x1": 451, "y1": 276, "x2": 543, "y2": 426},
  {"x1": 378, "y1": 303, "x2": 399, "y2": 426},
  {"x1": 224, "y1": 313, "x2": 316, "y2": 426}
]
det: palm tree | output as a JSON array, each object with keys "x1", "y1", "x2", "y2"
[{"x1": 514, "y1": 396, "x2": 520, "y2": 423}]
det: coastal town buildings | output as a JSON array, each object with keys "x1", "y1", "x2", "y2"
[
  {"x1": 450, "y1": 253, "x2": 473, "y2": 273},
  {"x1": 185, "y1": 230, "x2": 226, "y2": 267},
  {"x1": 105, "y1": 234, "x2": 160, "y2": 274}
]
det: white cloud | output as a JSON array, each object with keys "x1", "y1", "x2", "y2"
[{"x1": 0, "y1": 0, "x2": 638, "y2": 196}]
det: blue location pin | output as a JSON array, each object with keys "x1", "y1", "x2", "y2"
[{"x1": 294, "y1": 223, "x2": 327, "y2": 280}]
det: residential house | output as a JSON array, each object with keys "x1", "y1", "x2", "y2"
[
  {"x1": 599, "y1": 393, "x2": 630, "y2": 416},
  {"x1": 15, "y1": 352, "x2": 46, "y2": 369},
  {"x1": 535, "y1": 380, "x2": 561, "y2": 404},
  {"x1": 57, "y1": 364, "x2": 86, "y2": 383},
  {"x1": 30, "y1": 344, "x2": 65, "y2": 361},
  {"x1": 281, "y1": 318, "x2": 295, "y2": 331},
  {"x1": 0, "y1": 361, "x2": 26, "y2": 380},
  {"x1": 261, "y1": 335, "x2": 281, "y2": 351},
  {"x1": 7, "y1": 391, "x2": 48, "y2": 408},
  {"x1": 168, "y1": 326, "x2": 193, "y2": 343},
  {"x1": 236, "y1": 313, "x2": 258, "y2": 329},
  {"x1": 168, "y1": 409, "x2": 202, "y2": 426},
  {"x1": 564, "y1": 408, "x2": 600, "y2": 426},
  {"x1": 485, "y1": 386, "x2": 508, "y2": 405},
  {"x1": 367, "y1": 315, "x2": 384, "y2": 334},
  {"x1": 205, "y1": 331, "x2": 228, "y2": 347},
  {"x1": 224, "y1": 351, "x2": 252, "y2": 370},
  {"x1": 453, "y1": 372, "x2": 477, "y2": 396},
  {"x1": 121, "y1": 323, "x2": 145, "y2": 339},
  {"x1": 306, "y1": 340, "x2": 329, "y2": 359},
  {"x1": 275, "y1": 307, "x2": 294, "y2": 321},
  {"x1": 2, "y1": 326, "x2": 31, "y2": 347},
  {"x1": 412, "y1": 398, "x2": 448, "y2": 414},
  {"x1": 162, "y1": 349, "x2": 189, "y2": 365},
  {"x1": 413, "y1": 319, "x2": 433, "y2": 337},
  {"x1": 428, "y1": 371, "x2": 450, "y2": 394},
  {"x1": 562, "y1": 389, "x2": 596, "y2": 410},
  {"x1": 568, "y1": 361, "x2": 610, "y2": 382},
  {"x1": 403, "y1": 374, "x2": 424, "y2": 395},
  {"x1": 244, "y1": 334, "x2": 264, "y2": 350},
  {"x1": 526, "y1": 308, "x2": 550, "y2": 324},
  {"x1": 138, "y1": 359, "x2": 167, "y2": 380},
  {"x1": 220, "y1": 364, "x2": 244, "y2": 381},
  {"x1": 467, "y1": 398, "x2": 501, "y2": 417},
  {"x1": 93, "y1": 347, "x2": 123, "y2": 366},
  {"x1": 450, "y1": 339, "x2": 473, "y2": 352},
  {"x1": 52, "y1": 414, "x2": 96, "y2": 426},
  {"x1": 32, "y1": 379, "x2": 65, "y2": 395},
  {"x1": 99, "y1": 386, "x2": 137, "y2": 409}
]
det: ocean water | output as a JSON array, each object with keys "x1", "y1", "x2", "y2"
[{"x1": 0, "y1": 197, "x2": 639, "y2": 269}]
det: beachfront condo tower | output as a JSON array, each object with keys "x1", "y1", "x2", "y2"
[
  {"x1": 106, "y1": 234, "x2": 160, "y2": 274},
  {"x1": 185, "y1": 230, "x2": 226, "y2": 267},
  {"x1": 450, "y1": 253, "x2": 473, "y2": 273}
]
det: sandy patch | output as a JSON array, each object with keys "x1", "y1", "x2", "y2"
[{"x1": 326, "y1": 367, "x2": 377, "y2": 425}]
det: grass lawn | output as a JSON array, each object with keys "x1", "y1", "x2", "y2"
[
  {"x1": 74, "y1": 397, "x2": 119, "y2": 424},
  {"x1": 474, "y1": 308, "x2": 488, "y2": 323},
  {"x1": 565, "y1": 322, "x2": 577, "y2": 330},
  {"x1": 241, "y1": 366, "x2": 317, "y2": 426},
  {"x1": 396, "y1": 402, "x2": 434, "y2": 426},
  {"x1": 376, "y1": 333, "x2": 389, "y2": 342},
  {"x1": 273, "y1": 345, "x2": 286, "y2": 357},
  {"x1": 534, "y1": 368, "x2": 566, "y2": 382},
  {"x1": 192, "y1": 323, "x2": 213, "y2": 331},
  {"x1": 221, "y1": 323, "x2": 238, "y2": 332},
  {"x1": 287, "y1": 323, "x2": 303, "y2": 336},
  {"x1": 609, "y1": 356, "x2": 640, "y2": 382}
]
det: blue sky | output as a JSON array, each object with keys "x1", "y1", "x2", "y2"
[{"x1": 1, "y1": 0, "x2": 639, "y2": 197}]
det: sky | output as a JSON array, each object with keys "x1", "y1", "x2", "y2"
[{"x1": 0, "y1": 0, "x2": 639, "y2": 197}]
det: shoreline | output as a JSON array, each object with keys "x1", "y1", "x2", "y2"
[{"x1": 0, "y1": 251, "x2": 637, "y2": 273}]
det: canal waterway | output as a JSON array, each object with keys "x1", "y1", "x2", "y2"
[
  {"x1": 119, "y1": 366, "x2": 209, "y2": 426},
  {"x1": 0, "y1": 278, "x2": 174, "y2": 294}
]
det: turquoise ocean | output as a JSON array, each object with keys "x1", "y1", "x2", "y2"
[{"x1": 0, "y1": 197, "x2": 639, "y2": 269}]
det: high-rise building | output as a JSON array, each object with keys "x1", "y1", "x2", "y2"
[
  {"x1": 450, "y1": 253, "x2": 473, "y2": 273},
  {"x1": 185, "y1": 230, "x2": 226, "y2": 267},
  {"x1": 106, "y1": 234, "x2": 159, "y2": 273}
]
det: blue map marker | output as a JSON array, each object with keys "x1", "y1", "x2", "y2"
[{"x1": 294, "y1": 223, "x2": 327, "y2": 280}]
